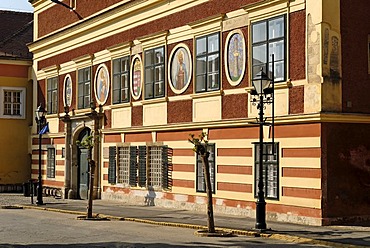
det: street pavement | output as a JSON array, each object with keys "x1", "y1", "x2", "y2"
[{"x1": 1, "y1": 194, "x2": 369, "y2": 247}]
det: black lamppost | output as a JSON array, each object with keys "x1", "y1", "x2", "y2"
[
  {"x1": 35, "y1": 104, "x2": 47, "y2": 205},
  {"x1": 251, "y1": 66, "x2": 274, "y2": 231}
]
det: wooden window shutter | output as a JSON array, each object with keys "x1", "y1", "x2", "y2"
[
  {"x1": 108, "y1": 146, "x2": 117, "y2": 184},
  {"x1": 138, "y1": 146, "x2": 147, "y2": 187},
  {"x1": 129, "y1": 146, "x2": 138, "y2": 187},
  {"x1": 161, "y1": 146, "x2": 173, "y2": 190}
]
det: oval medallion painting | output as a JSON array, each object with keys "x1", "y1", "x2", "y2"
[
  {"x1": 169, "y1": 44, "x2": 192, "y2": 94},
  {"x1": 130, "y1": 55, "x2": 142, "y2": 100},
  {"x1": 94, "y1": 64, "x2": 110, "y2": 105},
  {"x1": 63, "y1": 74, "x2": 72, "y2": 107},
  {"x1": 225, "y1": 30, "x2": 246, "y2": 86}
]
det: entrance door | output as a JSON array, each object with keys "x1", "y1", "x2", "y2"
[{"x1": 78, "y1": 128, "x2": 90, "y2": 199}]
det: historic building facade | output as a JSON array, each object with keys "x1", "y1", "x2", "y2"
[
  {"x1": 0, "y1": 10, "x2": 33, "y2": 192},
  {"x1": 28, "y1": 0, "x2": 370, "y2": 226}
]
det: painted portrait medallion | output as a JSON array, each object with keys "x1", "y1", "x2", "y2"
[
  {"x1": 130, "y1": 55, "x2": 143, "y2": 100},
  {"x1": 225, "y1": 30, "x2": 246, "y2": 86},
  {"x1": 63, "y1": 74, "x2": 72, "y2": 107},
  {"x1": 94, "y1": 64, "x2": 110, "y2": 105},
  {"x1": 168, "y1": 44, "x2": 192, "y2": 94}
]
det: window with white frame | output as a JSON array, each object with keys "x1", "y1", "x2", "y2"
[
  {"x1": 254, "y1": 142, "x2": 279, "y2": 199},
  {"x1": 144, "y1": 46, "x2": 165, "y2": 99},
  {"x1": 78, "y1": 67, "x2": 91, "y2": 109},
  {"x1": 196, "y1": 143, "x2": 216, "y2": 193},
  {"x1": 252, "y1": 15, "x2": 286, "y2": 82},
  {"x1": 47, "y1": 77, "x2": 58, "y2": 114},
  {"x1": 47, "y1": 147, "x2": 56, "y2": 178},
  {"x1": 112, "y1": 56, "x2": 130, "y2": 104},
  {"x1": 195, "y1": 33, "x2": 220, "y2": 93},
  {"x1": 0, "y1": 87, "x2": 25, "y2": 119}
]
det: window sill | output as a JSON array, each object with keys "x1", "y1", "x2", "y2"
[
  {"x1": 141, "y1": 97, "x2": 168, "y2": 105},
  {"x1": 245, "y1": 80, "x2": 292, "y2": 94},
  {"x1": 191, "y1": 90, "x2": 223, "y2": 99},
  {"x1": 46, "y1": 113, "x2": 58, "y2": 119},
  {"x1": 110, "y1": 102, "x2": 132, "y2": 109}
]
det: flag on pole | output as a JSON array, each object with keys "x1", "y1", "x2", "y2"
[{"x1": 39, "y1": 122, "x2": 49, "y2": 135}]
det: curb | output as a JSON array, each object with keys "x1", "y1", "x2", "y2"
[{"x1": 9, "y1": 205, "x2": 369, "y2": 248}]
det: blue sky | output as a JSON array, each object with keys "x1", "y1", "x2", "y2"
[{"x1": 0, "y1": 0, "x2": 33, "y2": 12}]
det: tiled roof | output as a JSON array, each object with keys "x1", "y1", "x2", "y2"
[{"x1": 0, "y1": 10, "x2": 33, "y2": 60}]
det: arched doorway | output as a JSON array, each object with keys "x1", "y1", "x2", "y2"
[{"x1": 77, "y1": 128, "x2": 91, "y2": 199}]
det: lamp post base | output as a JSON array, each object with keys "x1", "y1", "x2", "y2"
[{"x1": 255, "y1": 200, "x2": 267, "y2": 230}]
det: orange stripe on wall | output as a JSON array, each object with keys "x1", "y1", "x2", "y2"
[
  {"x1": 209, "y1": 127, "x2": 259, "y2": 140},
  {"x1": 125, "y1": 132, "x2": 152, "y2": 142},
  {"x1": 173, "y1": 164, "x2": 194, "y2": 172},
  {"x1": 56, "y1": 171, "x2": 64, "y2": 176},
  {"x1": 103, "y1": 174, "x2": 108, "y2": 180},
  {"x1": 103, "y1": 162, "x2": 109, "y2": 168},
  {"x1": 32, "y1": 138, "x2": 51, "y2": 145},
  {"x1": 218, "y1": 148, "x2": 252, "y2": 156},
  {"x1": 217, "y1": 182, "x2": 252, "y2": 193},
  {"x1": 103, "y1": 186, "x2": 130, "y2": 193},
  {"x1": 43, "y1": 180, "x2": 64, "y2": 187},
  {"x1": 173, "y1": 179, "x2": 194, "y2": 188},
  {"x1": 275, "y1": 123, "x2": 321, "y2": 138},
  {"x1": 157, "y1": 130, "x2": 203, "y2": 141},
  {"x1": 32, "y1": 160, "x2": 46, "y2": 165},
  {"x1": 282, "y1": 168, "x2": 321, "y2": 178},
  {"x1": 56, "y1": 160, "x2": 64, "y2": 165},
  {"x1": 56, "y1": 150, "x2": 63, "y2": 155},
  {"x1": 0, "y1": 64, "x2": 29, "y2": 78},
  {"x1": 32, "y1": 150, "x2": 47, "y2": 155},
  {"x1": 218, "y1": 165, "x2": 252, "y2": 175},
  {"x1": 267, "y1": 202, "x2": 321, "y2": 218},
  {"x1": 104, "y1": 134, "x2": 121, "y2": 143},
  {"x1": 53, "y1": 138, "x2": 65, "y2": 144},
  {"x1": 282, "y1": 148, "x2": 321, "y2": 158},
  {"x1": 282, "y1": 187, "x2": 321, "y2": 199},
  {"x1": 173, "y1": 149, "x2": 194, "y2": 156}
]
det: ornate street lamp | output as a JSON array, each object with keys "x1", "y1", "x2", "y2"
[
  {"x1": 251, "y1": 66, "x2": 274, "y2": 231},
  {"x1": 35, "y1": 104, "x2": 47, "y2": 205}
]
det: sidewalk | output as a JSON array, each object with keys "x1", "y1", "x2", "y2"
[{"x1": 2, "y1": 194, "x2": 369, "y2": 248}]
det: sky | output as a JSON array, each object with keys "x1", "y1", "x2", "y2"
[{"x1": 0, "y1": 0, "x2": 34, "y2": 12}]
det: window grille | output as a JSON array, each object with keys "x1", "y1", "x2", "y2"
[
  {"x1": 117, "y1": 147, "x2": 130, "y2": 185},
  {"x1": 47, "y1": 148, "x2": 55, "y2": 178},
  {"x1": 148, "y1": 146, "x2": 162, "y2": 188},
  {"x1": 254, "y1": 142, "x2": 279, "y2": 199},
  {"x1": 196, "y1": 144, "x2": 216, "y2": 193}
]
